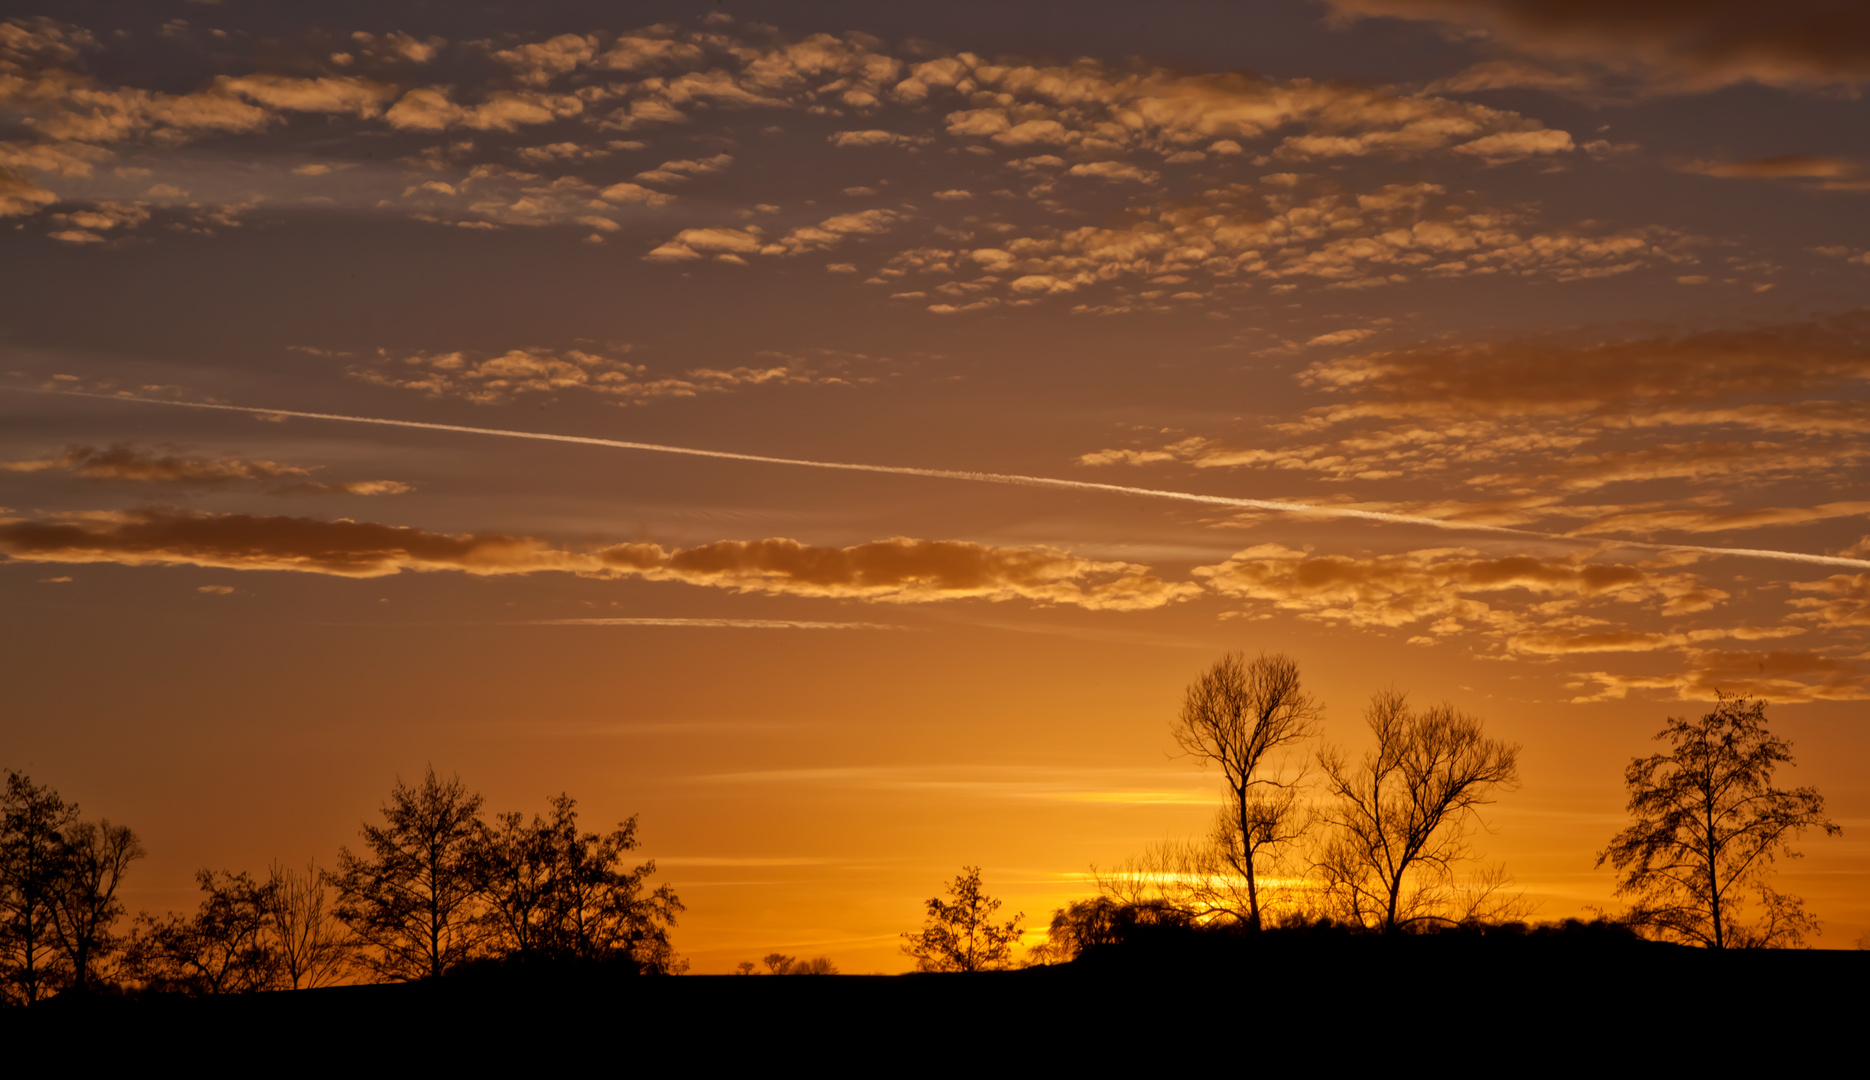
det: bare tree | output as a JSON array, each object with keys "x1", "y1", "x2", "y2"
[
  {"x1": 329, "y1": 767, "x2": 488, "y2": 981},
  {"x1": 1, "y1": 771, "x2": 77, "y2": 1004},
  {"x1": 268, "y1": 859, "x2": 351, "y2": 988},
  {"x1": 48, "y1": 818, "x2": 144, "y2": 991},
  {"x1": 1169, "y1": 652, "x2": 1322, "y2": 928},
  {"x1": 1598, "y1": 694, "x2": 1839, "y2": 949},
  {"x1": 1315, "y1": 690, "x2": 1522, "y2": 933}
]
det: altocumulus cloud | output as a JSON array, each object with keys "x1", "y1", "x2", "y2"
[{"x1": 1193, "y1": 543, "x2": 1728, "y2": 634}]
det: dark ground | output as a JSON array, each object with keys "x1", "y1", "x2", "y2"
[{"x1": 8, "y1": 931, "x2": 1864, "y2": 1065}]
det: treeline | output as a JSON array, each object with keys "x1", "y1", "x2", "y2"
[
  {"x1": 1080, "y1": 652, "x2": 1528, "y2": 940},
  {"x1": 0, "y1": 767, "x2": 681, "y2": 1005},
  {"x1": 1028, "y1": 653, "x2": 1841, "y2": 957}
]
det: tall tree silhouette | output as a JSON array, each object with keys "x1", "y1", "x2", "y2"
[
  {"x1": 1599, "y1": 694, "x2": 1839, "y2": 948},
  {"x1": 49, "y1": 819, "x2": 143, "y2": 992},
  {"x1": 1, "y1": 772, "x2": 78, "y2": 1004},
  {"x1": 1169, "y1": 652, "x2": 1321, "y2": 928},
  {"x1": 330, "y1": 767, "x2": 487, "y2": 981},
  {"x1": 1315, "y1": 690, "x2": 1521, "y2": 933},
  {"x1": 268, "y1": 858, "x2": 352, "y2": 989}
]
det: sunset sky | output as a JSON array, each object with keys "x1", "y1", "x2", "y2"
[{"x1": 4, "y1": 0, "x2": 1869, "y2": 972}]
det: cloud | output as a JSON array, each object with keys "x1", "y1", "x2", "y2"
[
  {"x1": 633, "y1": 153, "x2": 732, "y2": 185},
  {"x1": 1, "y1": 443, "x2": 412, "y2": 495},
  {"x1": 597, "y1": 536, "x2": 1198, "y2": 609},
  {"x1": 1327, "y1": 0, "x2": 1870, "y2": 95},
  {"x1": 1690, "y1": 154, "x2": 1860, "y2": 179},
  {"x1": 493, "y1": 33, "x2": 598, "y2": 86},
  {"x1": 1788, "y1": 573, "x2": 1870, "y2": 627},
  {"x1": 1506, "y1": 624, "x2": 1804, "y2": 655},
  {"x1": 0, "y1": 139, "x2": 112, "y2": 178},
  {"x1": 1682, "y1": 154, "x2": 1869, "y2": 192},
  {"x1": 218, "y1": 74, "x2": 396, "y2": 118},
  {"x1": 1449, "y1": 128, "x2": 1574, "y2": 162},
  {"x1": 1572, "y1": 502, "x2": 1870, "y2": 537},
  {"x1": 523, "y1": 617, "x2": 904, "y2": 630},
  {"x1": 643, "y1": 226, "x2": 766, "y2": 262},
  {"x1": 1300, "y1": 313, "x2": 1870, "y2": 419},
  {"x1": 598, "y1": 181, "x2": 673, "y2": 207},
  {"x1": 1193, "y1": 543, "x2": 1725, "y2": 632},
  {"x1": 1306, "y1": 328, "x2": 1380, "y2": 348},
  {"x1": 349, "y1": 343, "x2": 880, "y2": 403},
  {"x1": 763, "y1": 208, "x2": 904, "y2": 255},
  {"x1": 870, "y1": 176, "x2": 1684, "y2": 310},
  {"x1": 2, "y1": 443, "x2": 312, "y2": 484},
  {"x1": 0, "y1": 167, "x2": 58, "y2": 217},
  {"x1": 0, "y1": 510, "x2": 1197, "y2": 609},
  {"x1": 1569, "y1": 649, "x2": 1870, "y2": 703},
  {"x1": 828, "y1": 129, "x2": 928, "y2": 148},
  {"x1": 384, "y1": 87, "x2": 583, "y2": 132},
  {"x1": 1067, "y1": 161, "x2": 1160, "y2": 185},
  {"x1": 649, "y1": 209, "x2": 905, "y2": 262},
  {"x1": 349, "y1": 346, "x2": 708, "y2": 404},
  {"x1": 0, "y1": 509, "x2": 583, "y2": 578}
]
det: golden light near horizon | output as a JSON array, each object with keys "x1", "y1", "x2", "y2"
[{"x1": 3, "y1": 0, "x2": 1869, "y2": 980}]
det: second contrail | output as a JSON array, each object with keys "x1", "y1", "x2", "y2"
[{"x1": 20, "y1": 388, "x2": 1870, "y2": 572}]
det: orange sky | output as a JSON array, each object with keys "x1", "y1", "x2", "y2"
[{"x1": 3, "y1": 0, "x2": 1869, "y2": 972}]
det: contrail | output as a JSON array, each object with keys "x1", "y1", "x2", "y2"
[{"x1": 18, "y1": 388, "x2": 1870, "y2": 572}]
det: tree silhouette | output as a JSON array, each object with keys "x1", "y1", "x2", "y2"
[
  {"x1": 1025, "y1": 896, "x2": 1131, "y2": 964},
  {"x1": 479, "y1": 794, "x2": 682, "y2": 971},
  {"x1": 49, "y1": 819, "x2": 143, "y2": 992},
  {"x1": 1, "y1": 771, "x2": 77, "y2": 1004},
  {"x1": 1170, "y1": 652, "x2": 1322, "y2": 929},
  {"x1": 267, "y1": 859, "x2": 352, "y2": 989},
  {"x1": 901, "y1": 866, "x2": 1023, "y2": 972},
  {"x1": 330, "y1": 767, "x2": 487, "y2": 981},
  {"x1": 125, "y1": 870, "x2": 279, "y2": 994},
  {"x1": 1315, "y1": 690, "x2": 1521, "y2": 933},
  {"x1": 1598, "y1": 693, "x2": 1840, "y2": 949},
  {"x1": 757, "y1": 952, "x2": 838, "y2": 975}
]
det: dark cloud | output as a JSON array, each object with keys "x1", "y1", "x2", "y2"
[
  {"x1": 0, "y1": 510, "x2": 1194, "y2": 609},
  {"x1": 1571, "y1": 648, "x2": 1870, "y2": 702},
  {"x1": 0, "y1": 509, "x2": 571, "y2": 577},
  {"x1": 1330, "y1": 0, "x2": 1870, "y2": 93},
  {"x1": 0, "y1": 444, "x2": 411, "y2": 494},
  {"x1": 1301, "y1": 312, "x2": 1870, "y2": 418}
]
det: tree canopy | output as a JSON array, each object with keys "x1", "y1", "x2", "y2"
[
  {"x1": 901, "y1": 866, "x2": 1023, "y2": 972},
  {"x1": 1599, "y1": 694, "x2": 1840, "y2": 949}
]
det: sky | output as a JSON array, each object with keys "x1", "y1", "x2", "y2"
[{"x1": 3, "y1": 0, "x2": 1869, "y2": 972}]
